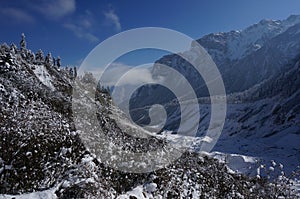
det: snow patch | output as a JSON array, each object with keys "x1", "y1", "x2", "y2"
[
  {"x1": 117, "y1": 185, "x2": 154, "y2": 199},
  {"x1": 33, "y1": 65, "x2": 55, "y2": 91},
  {"x1": 209, "y1": 152, "x2": 257, "y2": 174},
  {"x1": 0, "y1": 187, "x2": 57, "y2": 199}
]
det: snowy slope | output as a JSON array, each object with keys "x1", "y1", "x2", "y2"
[
  {"x1": 130, "y1": 15, "x2": 300, "y2": 176},
  {"x1": 156, "y1": 57, "x2": 300, "y2": 175},
  {"x1": 0, "y1": 188, "x2": 57, "y2": 199},
  {"x1": 33, "y1": 65, "x2": 55, "y2": 90}
]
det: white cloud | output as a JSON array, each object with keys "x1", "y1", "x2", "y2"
[
  {"x1": 81, "y1": 62, "x2": 161, "y2": 105},
  {"x1": 79, "y1": 18, "x2": 92, "y2": 29},
  {"x1": 85, "y1": 62, "x2": 156, "y2": 86},
  {"x1": 32, "y1": 0, "x2": 76, "y2": 19},
  {"x1": 1, "y1": 0, "x2": 99, "y2": 43},
  {"x1": 0, "y1": 8, "x2": 35, "y2": 23},
  {"x1": 64, "y1": 23, "x2": 99, "y2": 43},
  {"x1": 104, "y1": 9, "x2": 121, "y2": 31},
  {"x1": 63, "y1": 9, "x2": 99, "y2": 43},
  {"x1": 0, "y1": 0, "x2": 75, "y2": 23}
]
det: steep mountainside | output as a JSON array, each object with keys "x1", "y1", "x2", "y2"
[{"x1": 129, "y1": 15, "x2": 300, "y2": 174}]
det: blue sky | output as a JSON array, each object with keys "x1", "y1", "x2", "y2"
[{"x1": 0, "y1": 0, "x2": 300, "y2": 65}]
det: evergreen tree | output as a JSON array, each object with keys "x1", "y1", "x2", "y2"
[
  {"x1": 0, "y1": 43, "x2": 10, "y2": 54},
  {"x1": 0, "y1": 43, "x2": 10, "y2": 64},
  {"x1": 106, "y1": 86, "x2": 110, "y2": 94},
  {"x1": 26, "y1": 50, "x2": 35, "y2": 64},
  {"x1": 45, "y1": 52, "x2": 53, "y2": 66},
  {"x1": 101, "y1": 85, "x2": 105, "y2": 92},
  {"x1": 20, "y1": 33, "x2": 27, "y2": 51},
  {"x1": 10, "y1": 43, "x2": 18, "y2": 54},
  {"x1": 29, "y1": 52, "x2": 35, "y2": 64},
  {"x1": 53, "y1": 57, "x2": 56, "y2": 67},
  {"x1": 57, "y1": 56, "x2": 61, "y2": 68},
  {"x1": 35, "y1": 49, "x2": 44, "y2": 64},
  {"x1": 74, "y1": 66, "x2": 77, "y2": 78},
  {"x1": 69, "y1": 67, "x2": 74, "y2": 78}
]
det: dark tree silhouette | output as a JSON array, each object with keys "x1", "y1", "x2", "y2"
[
  {"x1": 20, "y1": 33, "x2": 26, "y2": 51},
  {"x1": 57, "y1": 56, "x2": 61, "y2": 68},
  {"x1": 74, "y1": 67, "x2": 77, "y2": 78},
  {"x1": 35, "y1": 49, "x2": 44, "y2": 64},
  {"x1": 45, "y1": 52, "x2": 53, "y2": 66}
]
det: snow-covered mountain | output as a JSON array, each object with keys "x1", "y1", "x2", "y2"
[
  {"x1": 153, "y1": 14, "x2": 300, "y2": 95},
  {"x1": 130, "y1": 15, "x2": 300, "y2": 128},
  {"x1": 1, "y1": 34, "x2": 299, "y2": 198},
  {"x1": 130, "y1": 15, "x2": 300, "y2": 174},
  {"x1": 199, "y1": 14, "x2": 300, "y2": 63}
]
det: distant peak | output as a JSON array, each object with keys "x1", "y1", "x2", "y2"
[
  {"x1": 259, "y1": 18, "x2": 272, "y2": 24},
  {"x1": 287, "y1": 14, "x2": 300, "y2": 19},
  {"x1": 286, "y1": 14, "x2": 300, "y2": 22},
  {"x1": 257, "y1": 18, "x2": 282, "y2": 27}
]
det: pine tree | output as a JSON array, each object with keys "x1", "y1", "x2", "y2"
[
  {"x1": 0, "y1": 43, "x2": 10, "y2": 54},
  {"x1": 35, "y1": 49, "x2": 44, "y2": 64},
  {"x1": 57, "y1": 56, "x2": 61, "y2": 68},
  {"x1": 29, "y1": 52, "x2": 35, "y2": 64},
  {"x1": 10, "y1": 43, "x2": 18, "y2": 54},
  {"x1": 74, "y1": 66, "x2": 77, "y2": 78},
  {"x1": 53, "y1": 57, "x2": 56, "y2": 67},
  {"x1": 106, "y1": 86, "x2": 110, "y2": 94},
  {"x1": 0, "y1": 43, "x2": 12, "y2": 64},
  {"x1": 45, "y1": 52, "x2": 53, "y2": 66},
  {"x1": 20, "y1": 33, "x2": 27, "y2": 51},
  {"x1": 27, "y1": 50, "x2": 35, "y2": 64},
  {"x1": 69, "y1": 67, "x2": 74, "y2": 78}
]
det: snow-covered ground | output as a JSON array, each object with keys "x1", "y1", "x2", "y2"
[
  {"x1": 117, "y1": 184, "x2": 156, "y2": 199},
  {"x1": 0, "y1": 187, "x2": 57, "y2": 199},
  {"x1": 209, "y1": 152, "x2": 257, "y2": 175},
  {"x1": 32, "y1": 65, "x2": 55, "y2": 91}
]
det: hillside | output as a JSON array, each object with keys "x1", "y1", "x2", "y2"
[{"x1": 0, "y1": 35, "x2": 299, "y2": 198}]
